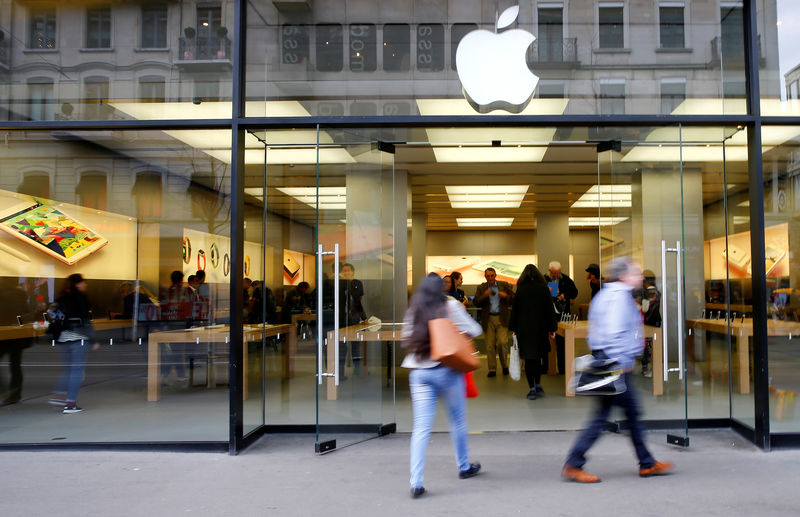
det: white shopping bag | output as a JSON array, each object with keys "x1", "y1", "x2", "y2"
[{"x1": 509, "y1": 335, "x2": 521, "y2": 381}]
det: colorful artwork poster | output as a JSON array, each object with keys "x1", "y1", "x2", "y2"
[
  {"x1": 1, "y1": 202, "x2": 101, "y2": 259},
  {"x1": 426, "y1": 255, "x2": 538, "y2": 285}
]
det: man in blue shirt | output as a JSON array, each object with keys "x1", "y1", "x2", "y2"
[{"x1": 562, "y1": 257, "x2": 673, "y2": 483}]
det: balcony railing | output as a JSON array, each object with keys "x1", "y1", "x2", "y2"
[
  {"x1": 528, "y1": 38, "x2": 578, "y2": 66},
  {"x1": 178, "y1": 35, "x2": 231, "y2": 62}
]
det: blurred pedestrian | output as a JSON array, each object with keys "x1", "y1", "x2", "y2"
[
  {"x1": 402, "y1": 273, "x2": 483, "y2": 499},
  {"x1": 562, "y1": 257, "x2": 673, "y2": 483},
  {"x1": 50, "y1": 274, "x2": 99, "y2": 414},
  {"x1": 509, "y1": 264, "x2": 558, "y2": 400}
]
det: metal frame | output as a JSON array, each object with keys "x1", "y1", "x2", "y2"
[{"x1": 0, "y1": 0, "x2": 794, "y2": 454}]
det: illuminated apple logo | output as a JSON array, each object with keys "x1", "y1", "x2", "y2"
[{"x1": 456, "y1": 5, "x2": 539, "y2": 114}]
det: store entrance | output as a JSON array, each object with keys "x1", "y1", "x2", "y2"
[{"x1": 249, "y1": 124, "x2": 751, "y2": 445}]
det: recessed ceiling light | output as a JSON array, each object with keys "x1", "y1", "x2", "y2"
[
  {"x1": 446, "y1": 185, "x2": 529, "y2": 209},
  {"x1": 571, "y1": 185, "x2": 632, "y2": 208},
  {"x1": 568, "y1": 217, "x2": 628, "y2": 227},
  {"x1": 276, "y1": 187, "x2": 346, "y2": 210},
  {"x1": 457, "y1": 217, "x2": 514, "y2": 227}
]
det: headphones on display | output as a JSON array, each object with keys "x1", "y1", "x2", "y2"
[
  {"x1": 182, "y1": 237, "x2": 192, "y2": 265},
  {"x1": 223, "y1": 253, "x2": 230, "y2": 277},
  {"x1": 244, "y1": 255, "x2": 251, "y2": 277},
  {"x1": 197, "y1": 249, "x2": 206, "y2": 271},
  {"x1": 210, "y1": 243, "x2": 220, "y2": 269}
]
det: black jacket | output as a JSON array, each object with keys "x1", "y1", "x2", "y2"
[
  {"x1": 544, "y1": 273, "x2": 579, "y2": 314},
  {"x1": 508, "y1": 281, "x2": 558, "y2": 360}
]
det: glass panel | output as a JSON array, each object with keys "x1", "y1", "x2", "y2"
[
  {"x1": 758, "y1": 125, "x2": 800, "y2": 432},
  {"x1": 760, "y1": 1, "x2": 800, "y2": 115},
  {"x1": 597, "y1": 126, "x2": 740, "y2": 429},
  {"x1": 315, "y1": 127, "x2": 400, "y2": 451},
  {"x1": 1, "y1": 2, "x2": 233, "y2": 121},
  {"x1": 0, "y1": 129, "x2": 231, "y2": 442},
  {"x1": 245, "y1": 0, "x2": 746, "y2": 117}
]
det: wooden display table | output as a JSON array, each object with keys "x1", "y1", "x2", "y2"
[
  {"x1": 325, "y1": 323, "x2": 401, "y2": 400},
  {"x1": 0, "y1": 319, "x2": 132, "y2": 342},
  {"x1": 556, "y1": 321, "x2": 663, "y2": 397},
  {"x1": 686, "y1": 318, "x2": 800, "y2": 395},
  {"x1": 146, "y1": 323, "x2": 291, "y2": 401}
]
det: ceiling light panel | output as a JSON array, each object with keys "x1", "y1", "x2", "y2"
[
  {"x1": 568, "y1": 217, "x2": 628, "y2": 227},
  {"x1": 446, "y1": 185, "x2": 529, "y2": 209},
  {"x1": 571, "y1": 185, "x2": 632, "y2": 208},
  {"x1": 457, "y1": 217, "x2": 514, "y2": 227},
  {"x1": 276, "y1": 187, "x2": 347, "y2": 210}
]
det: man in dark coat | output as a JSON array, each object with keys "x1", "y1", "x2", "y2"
[
  {"x1": 545, "y1": 261, "x2": 579, "y2": 374},
  {"x1": 509, "y1": 265, "x2": 558, "y2": 399}
]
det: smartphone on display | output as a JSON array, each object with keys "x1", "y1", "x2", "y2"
[
  {"x1": 284, "y1": 253, "x2": 301, "y2": 278},
  {"x1": 764, "y1": 244, "x2": 786, "y2": 276},
  {"x1": 722, "y1": 245, "x2": 750, "y2": 271},
  {"x1": 16, "y1": 315, "x2": 23, "y2": 326},
  {"x1": 0, "y1": 197, "x2": 108, "y2": 265}
]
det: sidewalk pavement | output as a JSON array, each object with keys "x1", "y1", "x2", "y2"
[{"x1": 1, "y1": 429, "x2": 797, "y2": 516}]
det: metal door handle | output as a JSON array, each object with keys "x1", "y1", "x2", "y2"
[
  {"x1": 317, "y1": 244, "x2": 324, "y2": 385},
  {"x1": 675, "y1": 241, "x2": 684, "y2": 381},
  {"x1": 333, "y1": 243, "x2": 340, "y2": 386},
  {"x1": 317, "y1": 243, "x2": 341, "y2": 386},
  {"x1": 661, "y1": 240, "x2": 669, "y2": 382}
]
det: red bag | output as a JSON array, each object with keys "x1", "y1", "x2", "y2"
[{"x1": 465, "y1": 372, "x2": 479, "y2": 398}]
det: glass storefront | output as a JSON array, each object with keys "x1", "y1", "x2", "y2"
[{"x1": 0, "y1": 0, "x2": 798, "y2": 452}]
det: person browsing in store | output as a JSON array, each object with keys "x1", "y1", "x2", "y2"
[{"x1": 474, "y1": 267, "x2": 514, "y2": 377}]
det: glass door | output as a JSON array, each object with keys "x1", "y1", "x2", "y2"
[
  {"x1": 596, "y1": 126, "x2": 736, "y2": 446},
  {"x1": 314, "y1": 128, "x2": 399, "y2": 453}
]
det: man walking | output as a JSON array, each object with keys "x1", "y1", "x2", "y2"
[
  {"x1": 545, "y1": 261, "x2": 578, "y2": 374},
  {"x1": 562, "y1": 257, "x2": 673, "y2": 483},
  {"x1": 474, "y1": 267, "x2": 514, "y2": 377}
]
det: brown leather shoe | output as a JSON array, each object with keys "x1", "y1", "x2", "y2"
[
  {"x1": 561, "y1": 465, "x2": 601, "y2": 483},
  {"x1": 639, "y1": 460, "x2": 674, "y2": 477}
]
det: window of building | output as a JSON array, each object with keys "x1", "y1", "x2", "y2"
[
  {"x1": 659, "y1": 3, "x2": 685, "y2": 49},
  {"x1": 28, "y1": 79, "x2": 54, "y2": 121},
  {"x1": 660, "y1": 78, "x2": 686, "y2": 114},
  {"x1": 86, "y1": 6, "x2": 112, "y2": 49},
  {"x1": 316, "y1": 24, "x2": 343, "y2": 72},
  {"x1": 538, "y1": 6, "x2": 564, "y2": 62},
  {"x1": 141, "y1": 5, "x2": 168, "y2": 49},
  {"x1": 132, "y1": 172, "x2": 162, "y2": 218},
  {"x1": 383, "y1": 24, "x2": 410, "y2": 72},
  {"x1": 451, "y1": 23, "x2": 477, "y2": 71},
  {"x1": 84, "y1": 76, "x2": 110, "y2": 119},
  {"x1": 17, "y1": 172, "x2": 50, "y2": 199},
  {"x1": 537, "y1": 81, "x2": 565, "y2": 99},
  {"x1": 196, "y1": 4, "x2": 222, "y2": 60},
  {"x1": 76, "y1": 174, "x2": 108, "y2": 211},
  {"x1": 281, "y1": 25, "x2": 309, "y2": 64},
  {"x1": 599, "y1": 3, "x2": 624, "y2": 48},
  {"x1": 139, "y1": 76, "x2": 166, "y2": 103},
  {"x1": 349, "y1": 24, "x2": 376, "y2": 72},
  {"x1": 789, "y1": 81, "x2": 799, "y2": 101},
  {"x1": 29, "y1": 9, "x2": 56, "y2": 49},
  {"x1": 599, "y1": 80, "x2": 626, "y2": 114},
  {"x1": 194, "y1": 78, "x2": 219, "y2": 103},
  {"x1": 720, "y1": 3, "x2": 744, "y2": 64},
  {"x1": 416, "y1": 23, "x2": 444, "y2": 72}
]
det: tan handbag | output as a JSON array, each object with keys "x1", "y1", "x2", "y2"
[{"x1": 429, "y1": 309, "x2": 480, "y2": 373}]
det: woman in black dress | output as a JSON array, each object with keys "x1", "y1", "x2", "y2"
[{"x1": 508, "y1": 264, "x2": 558, "y2": 400}]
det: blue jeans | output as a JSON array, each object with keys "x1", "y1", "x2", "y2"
[
  {"x1": 566, "y1": 373, "x2": 655, "y2": 469},
  {"x1": 409, "y1": 365, "x2": 470, "y2": 488},
  {"x1": 55, "y1": 340, "x2": 90, "y2": 404}
]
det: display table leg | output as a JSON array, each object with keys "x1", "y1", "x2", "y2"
[
  {"x1": 147, "y1": 338, "x2": 161, "y2": 402},
  {"x1": 565, "y1": 329, "x2": 575, "y2": 397},
  {"x1": 737, "y1": 331, "x2": 751, "y2": 394}
]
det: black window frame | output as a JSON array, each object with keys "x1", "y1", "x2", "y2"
[
  {"x1": 141, "y1": 4, "x2": 168, "y2": 49},
  {"x1": 86, "y1": 6, "x2": 112, "y2": 49},
  {"x1": 598, "y1": 5, "x2": 625, "y2": 49},
  {"x1": 659, "y1": 5, "x2": 685, "y2": 49}
]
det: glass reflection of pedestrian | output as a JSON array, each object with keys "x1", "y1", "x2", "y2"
[
  {"x1": 448, "y1": 271, "x2": 467, "y2": 305},
  {"x1": 50, "y1": 274, "x2": 99, "y2": 414},
  {"x1": 339, "y1": 263, "x2": 366, "y2": 378},
  {"x1": 402, "y1": 273, "x2": 483, "y2": 498},
  {"x1": 0, "y1": 278, "x2": 34, "y2": 406},
  {"x1": 562, "y1": 258, "x2": 673, "y2": 483}
]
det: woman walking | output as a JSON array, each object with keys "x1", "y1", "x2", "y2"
[
  {"x1": 50, "y1": 274, "x2": 99, "y2": 414},
  {"x1": 402, "y1": 273, "x2": 483, "y2": 498},
  {"x1": 509, "y1": 264, "x2": 558, "y2": 400}
]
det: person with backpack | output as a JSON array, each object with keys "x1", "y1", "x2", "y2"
[{"x1": 48, "y1": 274, "x2": 99, "y2": 414}]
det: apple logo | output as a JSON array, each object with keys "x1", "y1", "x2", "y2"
[{"x1": 456, "y1": 5, "x2": 539, "y2": 114}]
